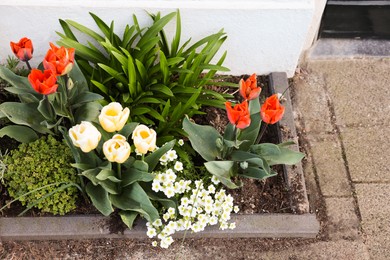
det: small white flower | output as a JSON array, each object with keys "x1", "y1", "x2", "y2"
[
  {"x1": 146, "y1": 227, "x2": 157, "y2": 238},
  {"x1": 160, "y1": 154, "x2": 168, "y2": 163},
  {"x1": 234, "y1": 206, "x2": 240, "y2": 213},
  {"x1": 208, "y1": 185, "x2": 216, "y2": 194},
  {"x1": 163, "y1": 213, "x2": 170, "y2": 222},
  {"x1": 153, "y1": 219, "x2": 162, "y2": 227},
  {"x1": 220, "y1": 222, "x2": 229, "y2": 230},
  {"x1": 152, "y1": 241, "x2": 158, "y2": 247},
  {"x1": 165, "y1": 187, "x2": 175, "y2": 198},
  {"x1": 152, "y1": 180, "x2": 161, "y2": 192},
  {"x1": 211, "y1": 175, "x2": 220, "y2": 185},
  {"x1": 240, "y1": 161, "x2": 248, "y2": 169},
  {"x1": 168, "y1": 207, "x2": 175, "y2": 216},
  {"x1": 229, "y1": 223, "x2": 236, "y2": 230},
  {"x1": 174, "y1": 161, "x2": 183, "y2": 172},
  {"x1": 209, "y1": 216, "x2": 218, "y2": 225},
  {"x1": 178, "y1": 139, "x2": 184, "y2": 146},
  {"x1": 181, "y1": 197, "x2": 189, "y2": 206},
  {"x1": 167, "y1": 150, "x2": 177, "y2": 161}
]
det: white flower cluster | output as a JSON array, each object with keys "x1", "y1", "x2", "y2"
[
  {"x1": 152, "y1": 148, "x2": 190, "y2": 198},
  {"x1": 146, "y1": 179, "x2": 239, "y2": 248}
]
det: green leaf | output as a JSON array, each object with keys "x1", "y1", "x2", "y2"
[
  {"x1": 71, "y1": 92, "x2": 103, "y2": 107},
  {"x1": 238, "y1": 112, "x2": 261, "y2": 151},
  {"x1": 144, "y1": 139, "x2": 176, "y2": 172},
  {"x1": 118, "y1": 122, "x2": 139, "y2": 139},
  {"x1": 37, "y1": 97, "x2": 55, "y2": 121},
  {"x1": 119, "y1": 210, "x2": 138, "y2": 229},
  {"x1": 250, "y1": 143, "x2": 304, "y2": 166},
  {"x1": 91, "y1": 80, "x2": 109, "y2": 95},
  {"x1": 240, "y1": 166, "x2": 276, "y2": 180},
  {"x1": 86, "y1": 182, "x2": 114, "y2": 216},
  {"x1": 98, "y1": 63, "x2": 128, "y2": 85},
  {"x1": 0, "y1": 102, "x2": 51, "y2": 134},
  {"x1": 74, "y1": 101, "x2": 102, "y2": 124},
  {"x1": 137, "y1": 12, "x2": 176, "y2": 48},
  {"x1": 66, "y1": 19, "x2": 105, "y2": 42},
  {"x1": 121, "y1": 168, "x2": 154, "y2": 188},
  {"x1": 68, "y1": 61, "x2": 89, "y2": 92},
  {"x1": 204, "y1": 161, "x2": 241, "y2": 189},
  {"x1": 140, "y1": 182, "x2": 177, "y2": 209},
  {"x1": 110, "y1": 182, "x2": 160, "y2": 222},
  {"x1": 182, "y1": 116, "x2": 221, "y2": 161},
  {"x1": 150, "y1": 84, "x2": 174, "y2": 97},
  {"x1": 170, "y1": 9, "x2": 181, "y2": 56},
  {"x1": 0, "y1": 125, "x2": 38, "y2": 143},
  {"x1": 96, "y1": 169, "x2": 121, "y2": 182}
]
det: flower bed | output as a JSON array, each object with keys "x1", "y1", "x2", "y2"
[{"x1": 0, "y1": 11, "x2": 318, "y2": 246}]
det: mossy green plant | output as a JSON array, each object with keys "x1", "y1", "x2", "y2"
[{"x1": 3, "y1": 135, "x2": 79, "y2": 215}]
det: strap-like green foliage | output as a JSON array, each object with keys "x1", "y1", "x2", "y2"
[
  {"x1": 3, "y1": 135, "x2": 79, "y2": 215},
  {"x1": 57, "y1": 10, "x2": 232, "y2": 144}
]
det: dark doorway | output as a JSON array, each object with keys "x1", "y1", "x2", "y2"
[{"x1": 319, "y1": 1, "x2": 390, "y2": 39}]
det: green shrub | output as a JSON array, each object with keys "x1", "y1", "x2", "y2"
[
  {"x1": 3, "y1": 135, "x2": 79, "y2": 215},
  {"x1": 57, "y1": 11, "x2": 234, "y2": 144}
]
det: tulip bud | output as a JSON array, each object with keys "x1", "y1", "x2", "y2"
[
  {"x1": 10, "y1": 37, "x2": 33, "y2": 62},
  {"x1": 69, "y1": 121, "x2": 102, "y2": 153},
  {"x1": 103, "y1": 134, "x2": 131, "y2": 163},
  {"x1": 98, "y1": 102, "x2": 130, "y2": 132},
  {"x1": 132, "y1": 124, "x2": 157, "y2": 155}
]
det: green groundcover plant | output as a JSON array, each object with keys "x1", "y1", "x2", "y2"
[{"x1": 0, "y1": 11, "x2": 304, "y2": 249}]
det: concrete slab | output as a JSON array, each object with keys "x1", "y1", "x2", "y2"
[
  {"x1": 342, "y1": 125, "x2": 390, "y2": 182},
  {"x1": 309, "y1": 39, "x2": 390, "y2": 59},
  {"x1": 356, "y1": 184, "x2": 390, "y2": 259},
  {"x1": 293, "y1": 74, "x2": 333, "y2": 133},
  {"x1": 325, "y1": 197, "x2": 360, "y2": 240},
  {"x1": 308, "y1": 134, "x2": 351, "y2": 196},
  {"x1": 0, "y1": 214, "x2": 320, "y2": 241},
  {"x1": 308, "y1": 59, "x2": 390, "y2": 127}
]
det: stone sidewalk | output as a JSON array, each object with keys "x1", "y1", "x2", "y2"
[{"x1": 291, "y1": 58, "x2": 390, "y2": 259}]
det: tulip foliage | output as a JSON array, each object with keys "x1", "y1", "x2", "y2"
[
  {"x1": 0, "y1": 42, "x2": 103, "y2": 143},
  {"x1": 183, "y1": 75, "x2": 304, "y2": 188},
  {"x1": 63, "y1": 103, "x2": 176, "y2": 227}
]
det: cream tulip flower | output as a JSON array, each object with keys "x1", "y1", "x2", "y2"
[
  {"x1": 99, "y1": 102, "x2": 130, "y2": 132},
  {"x1": 132, "y1": 124, "x2": 157, "y2": 154},
  {"x1": 103, "y1": 134, "x2": 131, "y2": 163},
  {"x1": 69, "y1": 121, "x2": 101, "y2": 153}
]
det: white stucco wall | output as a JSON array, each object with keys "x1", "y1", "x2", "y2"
[{"x1": 0, "y1": 0, "x2": 314, "y2": 77}]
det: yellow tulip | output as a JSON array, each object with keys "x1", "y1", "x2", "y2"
[
  {"x1": 103, "y1": 134, "x2": 131, "y2": 163},
  {"x1": 99, "y1": 102, "x2": 130, "y2": 132},
  {"x1": 69, "y1": 121, "x2": 101, "y2": 153},
  {"x1": 132, "y1": 124, "x2": 157, "y2": 154}
]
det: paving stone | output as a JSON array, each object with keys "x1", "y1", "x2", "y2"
[
  {"x1": 325, "y1": 197, "x2": 360, "y2": 240},
  {"x1": 308, "y1": 134, "x2": 351, "y2": 196},
  {"x1": 356, "y1": 184, "x2": 390, "y2": 259},
  {"x1": 342, "y1": 125, "x2": 390, "y2": 182},
  {"x1": 308, "y1": 59, "x2": 390, "y2": 127},
  {"x1": 293, "y1": 74, "x2": 333, "y2": 133},
  {"x1": 258, "y1": 241, "x2": 369, "y2": 260}
]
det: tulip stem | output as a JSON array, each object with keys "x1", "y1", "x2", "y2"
[
  {"x1": 117, "y1": 163, "x2": 122, "y2": 194},
  {"x1": 256, "y1": 123, "x2": 268, "y2": 144},
  {"x1": 25, "y1": 60, "x2": 32, "y2": 71}
]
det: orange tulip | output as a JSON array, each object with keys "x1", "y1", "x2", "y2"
[
  {"x1": 43, "y1": 43, "x2": 75, "y2": 76},
  {"x1": 225, "y1": 100, "x2": 251, "y2": 129},
  {"x1": 239, "y1": 73, "x2": 261, "y2": 101},
  {"x1": 28, "y1": 69, "x2": 58, "y2": 95},
  {"x1": 10, "y1": 37, "x2": 33, "y2": 62},
  {"x1": 260, "y1": 94, "x2": 285, "y2": 124}
]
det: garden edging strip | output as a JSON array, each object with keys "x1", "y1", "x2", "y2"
[{"x1": 0, "y1": 72, "x2": 319, "y2": 241}]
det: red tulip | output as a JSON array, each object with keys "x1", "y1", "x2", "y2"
[
  {"x1": 10, "y1": 37, "x2": 33, "y2": 62},
  {"x1": 225, "y1": 100, "x2": 251, "y2": 129},
  {"x1": 43, "y1": 43, "x2": 75, "y2": 76},
  {"x1": 28, "y1": 69, "x2": 58, "y2": 95},
  {"x1": 260, "y1": 94, "x2": 285, "y2": 124},
  {"x1": 239, "y1": 73, "x2": 261, "y2": 101}
]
